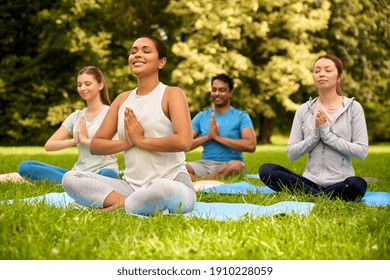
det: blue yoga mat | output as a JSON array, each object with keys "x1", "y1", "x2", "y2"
[
  {"x1": 203, "y1": 180, "x2": 390, "y2": 207},
  {"x1": 4, "y1": 192, "x2": 315, "y2": 221},
  {"x1": 360, "y1": 192, "x2": 390, "y2": 207},
  {"x1": 7, "y1": 192, "x2": 75, "y2": 208},
  {"x1": 202, "y1": 181, "x2": 276, "y2": 194},
  {"x1": 186, "y1": 201, "x2": 315, "y2": 221}
]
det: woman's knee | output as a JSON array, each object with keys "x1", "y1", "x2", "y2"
[
  {"x1": 258, "y1": 163, "x2": 277, "y2": 179},
  {"x1": 125, "y1": 179, "x2": 196, "y2": 215},
  {"x1": 347, "y1": 176, "x2": 367, "y2": 197},
  {"x1": 162, "y1": 179, "x2": 196, "y2": 212},
  {"x1": 62, "y1": 171, "x2": 81, "y2": 190},
  {"x1": 348, "y1": 176, "x2": 367, "y2": 186},
  {"x1": 18, "y1": 160, "x2": 34, "y2": 177},
  {"x1": 327, "y1": 177, "x2": 367, "y2": 201}
]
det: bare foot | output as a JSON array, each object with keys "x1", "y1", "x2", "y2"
[
  {"x1": 99, "y1": 191, "x2": 126, "y2": 212},
  {"x1": 193, "y1": 180, "x2": 225, "y2": 191},
  {"x1": 96, "y1": 203, "x2": 125, "y2": 212},
  {"x1": 0, "y1": 172, "x2": 31, "y2": 184}
]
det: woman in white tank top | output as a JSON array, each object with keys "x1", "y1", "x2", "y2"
[{"x1": 62, "y1": 36, "x2": 196, "y2": 215}]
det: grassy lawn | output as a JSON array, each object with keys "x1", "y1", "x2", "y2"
[{"x1": 0, "y1": 144, "x2": 389, "y2": 260}]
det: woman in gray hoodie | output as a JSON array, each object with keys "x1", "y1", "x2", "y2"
[{"x1": 259, "y1": 54, "x2": 368, "y2": 201}]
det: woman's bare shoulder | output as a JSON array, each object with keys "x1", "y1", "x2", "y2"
[
  {"x1": 165, "y1": 86, "x2": 186, "y2": 97},
  {"x1": 112, "y1": 90, "x2": 133, "y2": 107}
]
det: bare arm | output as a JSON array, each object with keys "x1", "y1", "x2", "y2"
[
  {"x1": 126, "y1": 86, "x2": 192, "y2": 152},
  {"x1": 209, "y1": 113, "x2": 257, "y2": 152},
  {"x1": 189, "y1": 130, "x2": 208, "y2": 150},
  {"x1": 212, "y1": 127, "x2": 257, "y2": 152},
  {"x1": 44, "y1": 125, "x2": 76, "y2": 151},
  {"x1": 90, "y1": 93, "x2": 133, "y2": 155},
  {"x1": 191, "y1": 135, "x2": 209, "y2": 150}
]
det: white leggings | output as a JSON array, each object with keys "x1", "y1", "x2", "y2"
[{"x1": 62, "y1": 171, "x2": 196, "y2": 215}]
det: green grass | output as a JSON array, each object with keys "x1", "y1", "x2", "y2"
[{"x1": 0, "y1": 145, "x2": 389, "y2": 260}]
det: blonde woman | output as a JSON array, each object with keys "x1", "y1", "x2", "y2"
[{"x1": 0, "y1": 66, "x2": 118, "y2": 183}]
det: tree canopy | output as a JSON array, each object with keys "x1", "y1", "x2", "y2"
[{"x1": 0, "y1": 0, "x2": 388, "y2": 145}]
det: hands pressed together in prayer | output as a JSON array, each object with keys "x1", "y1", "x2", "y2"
[
  {"x1": 124, "y1": 107, "x2": 144, "y2": 147},
  {"x1": 315, "y1": 109, "x2": 327, "y2": 128},
  {"x1": 75, "y1": 116, "x2": 89, "y2": 145},
  {"x1": 208, "y1": 113, "x2": 219, "y2": 140}
]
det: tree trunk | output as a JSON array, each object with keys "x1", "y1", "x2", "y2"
[{"x1": 258, "y1": 116, "x2": 274, "y2": 144}]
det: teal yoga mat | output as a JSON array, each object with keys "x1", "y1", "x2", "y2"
[
  {"x1": 4, "y1": 192, "x2": 315, "y2": 221},
  {"x1": 186, "y1": 201, "x2": 315, "y2": 221},
  {"x1": 202, "y1": 181, "x2": 275, "y2": 194},
  {"x1": 204, "y1": 179, "x2": 390, "y2": 207}
]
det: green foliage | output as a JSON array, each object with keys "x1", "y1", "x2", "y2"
[
  {"x1": 0, "y1": 0, "x2": 176, "y2": 145},
  {"x1": 313, "y1": 0, "x2": 390, "y2": 142},
  {"x1": 165, "y1": 0, "x2": 331, "y2": 141},
  {"x1": 0, "y1": 145, "x2": 389, "y2": 259},
  {"x1": 0, "y1": 0, "x2": 389, "y2": 145},
  {"x1": 0, "y1": 0, "x2": 110, "y2": 145}
]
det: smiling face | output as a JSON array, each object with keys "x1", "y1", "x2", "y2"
[
  {"x1": 211, "y1": 79, "x2": 232, "y2": 108},
  {"x1": 77, "y1": 73, "x2": 103, "y2": 102},
  {"x1": 313, "y1": 58, "x2": 342, "y2": 93},
  {"x1": 128, "y1": 37, "x2": 166, "y2": 77}
]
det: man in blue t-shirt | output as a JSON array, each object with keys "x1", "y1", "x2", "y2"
[{"x1": 186, "y1": 74, "x2": 257, "y2": 180}]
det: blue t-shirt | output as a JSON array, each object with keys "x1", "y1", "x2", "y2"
[{"x1": 192, "y1": 107, "x2": 254, "y2": 162}]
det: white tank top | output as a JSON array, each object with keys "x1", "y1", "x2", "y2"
[{"x1": 117, "y1": 83, "x2": 187, "y2": 189}]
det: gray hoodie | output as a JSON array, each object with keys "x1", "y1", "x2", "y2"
[{"x1": 287, "y1": 96, "x2": 368, "y2": 187}]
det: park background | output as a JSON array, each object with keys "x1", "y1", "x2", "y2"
[
  {"x1": 1, "y1": 0, "x2": 389, "y2": 146},
  {"x1": 1, "y1": 0, "x2": 389, "y2": 262}
]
